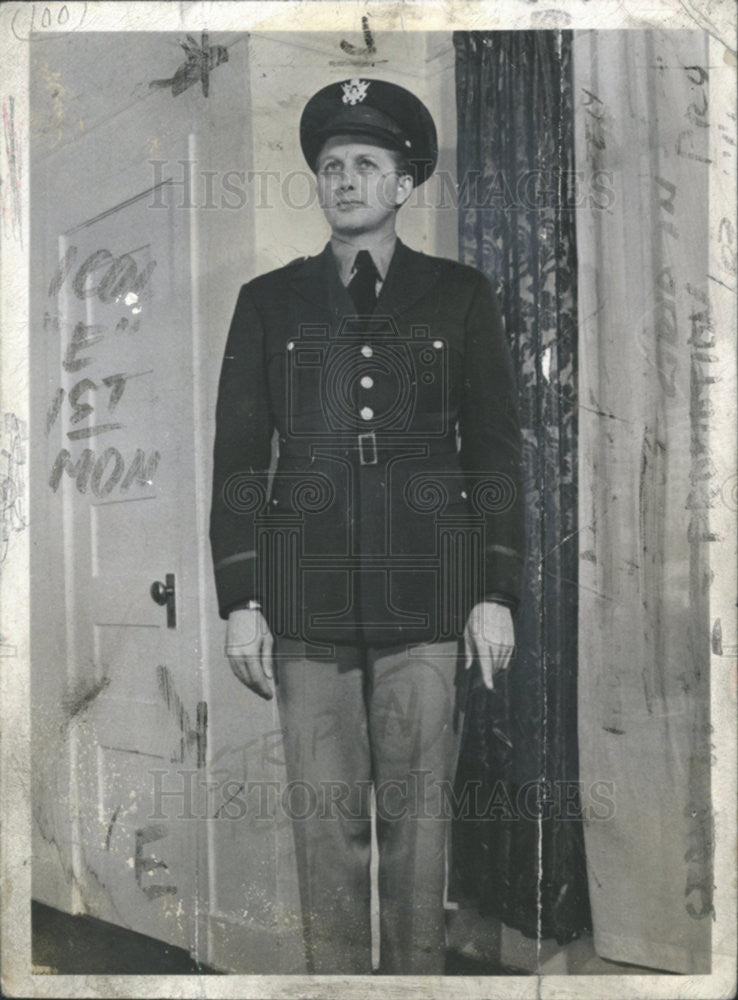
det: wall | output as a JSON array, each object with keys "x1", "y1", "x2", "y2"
[{"x1": 245, "y1": 31, "x2": 458, "y2": 274}]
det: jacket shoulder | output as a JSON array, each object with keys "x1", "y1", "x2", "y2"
[
  {"x1": 408, "y1": 247, "x2": 493, "y2": 290},
  {"x1": 238, "y1": 254, "x2": 313, "y2": 300}
]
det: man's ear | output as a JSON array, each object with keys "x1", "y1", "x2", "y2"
[{"x1": 395, "y1": 173, "x2": 414, "y2": 208}]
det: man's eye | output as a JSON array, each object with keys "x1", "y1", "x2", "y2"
[
  {"x1": 320, "y1": 161, "x2": 341, "y2": 173},
  {"x1": 356, "y1": 159, "x2": 378, "y2": 172}
]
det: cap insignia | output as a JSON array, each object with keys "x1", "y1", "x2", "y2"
[{"x1": 341, "y1": 78, "x2": 370, "y2": 106}]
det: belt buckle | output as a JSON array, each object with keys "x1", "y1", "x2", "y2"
[{"x1": 358, "y1": 431, "x2": 378, "y2": 466}]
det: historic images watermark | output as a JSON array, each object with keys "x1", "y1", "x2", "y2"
[
  {"x1": 148, "y1": 160, "x2": 616, "y2": 213},
  {"x1": 148, "y1": 768, "x2": 617, "y2": 824}
]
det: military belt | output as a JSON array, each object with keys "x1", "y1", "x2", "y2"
[{"x1": 278, "y1": 431, "x2": 459, "y2": 466}]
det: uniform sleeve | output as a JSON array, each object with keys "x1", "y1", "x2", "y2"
[
  {"x1": 209, "y1": 284, "x2": 275, "y2": 619},
  {"x1": 459, "y1": 272, "x2": 525, "y2": 610}
]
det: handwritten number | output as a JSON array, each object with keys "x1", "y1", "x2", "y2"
[
  {"x1": 98, "y1": 255, "x2": 138, "y2": 304},
  {"x1": 133, "y1": 259, "x2": 157, "y2": 293},
  {"x1": 50, "y1": 246, "x2": 156, "y2": 303},
  {"x1": 12, "y1": 3, "x2": 87, "y2": 40},
  {"x1": 48, "y1": 246, "x2": 78, "y2": 297},
  {"x1": 46, "y1": 388, "x2": 65, "y2": 434}
]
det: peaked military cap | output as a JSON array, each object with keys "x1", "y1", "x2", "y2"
[{"x1": 300, "y1": 77, "x2": 438, "y2": 186}]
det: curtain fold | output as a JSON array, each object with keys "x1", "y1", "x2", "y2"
[{"x1": 452, "y1": 31, "x2": 590, "y2": 945}]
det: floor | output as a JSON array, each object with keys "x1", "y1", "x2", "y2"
[
  {"x1": 31, "y1": 902, "x2": 220, "y2": 975},
  {"x1": 32, "y1": 901, "x2": 514, "y2": 976},
  {"x1": 32, "y1": 900, "x2": 662, "y2": 977},
  {"x1": 447, "y1": 907, "x2": 666, "y2": 976}
]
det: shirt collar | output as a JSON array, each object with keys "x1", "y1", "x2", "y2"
[{"x1": 330, "y1": 233, "x2": 397, "y2": 285}]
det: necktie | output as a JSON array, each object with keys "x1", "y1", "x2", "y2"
[{"x1": 347, "y1": 250, "x2": 379, "y2": 316}]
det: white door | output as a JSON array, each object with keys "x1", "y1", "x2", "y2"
[
  {"x1": 34, "y1": 120, "x2": 204, "y2": 956},
  {"x1": 30, "y1": 32, "x2": 302, "y2": 968}
]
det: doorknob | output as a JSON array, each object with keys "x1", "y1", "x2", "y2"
[{"x1": 150, "y1": 573, "x2": 176, "y2": 628}]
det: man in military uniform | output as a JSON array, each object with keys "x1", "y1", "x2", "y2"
[{"x1": 210, "y1": 78, "x2": 524, "y2": 975}]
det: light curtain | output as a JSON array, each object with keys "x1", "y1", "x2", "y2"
[{"x1": 574, "y1": 31, "x2": 714, "y2": 974}]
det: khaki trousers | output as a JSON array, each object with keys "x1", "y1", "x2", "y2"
[{"x1": 275, "y1": 638, "x2": 465, "y2": 975}]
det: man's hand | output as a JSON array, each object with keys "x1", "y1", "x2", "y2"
[
  {"x1": 463, "y1": 601, "x2": 515, "y2": 690},
  {"x1": 225, "y1": 608, "x2": 275, "y2": 700}
]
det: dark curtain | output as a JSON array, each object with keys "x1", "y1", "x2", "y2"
[{"x1": 451, "y1": 31, "x2": 591, "y2": 944}]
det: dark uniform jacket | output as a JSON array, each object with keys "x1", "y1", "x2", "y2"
[{"x1": 210, "y1": 239, "x2": 524, "y2": 647}]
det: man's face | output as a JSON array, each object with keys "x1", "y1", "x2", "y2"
[{"x1": 315, "y1": 136, "x2": 413, "y2": 237}]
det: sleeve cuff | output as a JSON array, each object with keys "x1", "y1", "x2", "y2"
[
  {"x1": 482, "y1": 591, "x2": 520, "y2": 614},
  {"x1": 224, "y1": 598, "x2": 261, "y2": 617}
]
